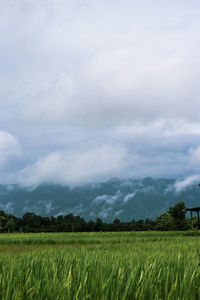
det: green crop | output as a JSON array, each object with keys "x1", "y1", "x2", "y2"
[{"x1": 0, "y1": 231, "x2": 199, "y2": 299}]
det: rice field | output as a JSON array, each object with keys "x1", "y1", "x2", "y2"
[{"x1": 0, "y1": 231, "x2": 200, "y2": 299}]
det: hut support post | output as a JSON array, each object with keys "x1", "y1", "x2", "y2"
[
  {"x1": 198, "y1": 211, "x2": 200, "y2": 230},
  {"x1": 191, "y1": 211, "x2": 193, "y2": 229}
]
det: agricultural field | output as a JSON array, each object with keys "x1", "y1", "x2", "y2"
[{"x1": 0, "y1": 231, "x2": 200, "y2": 299}]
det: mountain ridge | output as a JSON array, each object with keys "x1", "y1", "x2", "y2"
[{"x1": 0, "y1": 177, "x2": 199, "y2": 221}]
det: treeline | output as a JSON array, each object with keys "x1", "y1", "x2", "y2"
[{"x1": 0, "y1": 201, "x2": 192, "y2": 233}]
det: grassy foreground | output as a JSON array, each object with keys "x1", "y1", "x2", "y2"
[{"x1": 0, "y1": 232, "x2": 200, "y2": 299}]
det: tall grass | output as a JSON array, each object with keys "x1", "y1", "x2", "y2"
[{"x1": 0, "y1": 232, "x2": 200, "y2": 299}]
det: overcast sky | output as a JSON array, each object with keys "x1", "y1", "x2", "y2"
[{"x1": 1, "y1": 0, "x2": 200, "y2": 187}]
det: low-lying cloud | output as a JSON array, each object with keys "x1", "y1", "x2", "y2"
[
  {"x1": 174, "y1": 145, "x2": 200, "y2": 192},
  {"x1": 17, "y1": 145, "x2": 127, "y2": 187},
  {"x1": 175, "y1": 175, "x2": 200, "y2": 192}
]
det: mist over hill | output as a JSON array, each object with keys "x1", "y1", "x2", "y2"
[{"x1": 0, "y1": 177, "x2": 199, "y2": 222}]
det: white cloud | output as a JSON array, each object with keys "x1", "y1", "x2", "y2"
[
  {"x1": 175, "y1": 175, "x2": 200, "y2": 192},
  {"x1": 174, "y1": 146, "x2": 200, "y2": 192},
  {"x1": 93, "y1": 191, "x2": 121, "y2": 206},
  {"x1": 114, "y1": 210, "x2": 124, "y2": 217},
  {"x1": 98, "y1": 207, "x2": 113, "y2": 219},
  {"x1": 0, "y1": 131, "x2": 21, "y2": 169},
  {"x1": 93, "y1": 191, "x2": 135, "y2": 206},
  {"x1": 123, "y1": 193, "x2": 135, "y2": 204},
  {"x1": 55, "y1": 205, "x2": 85, "y2": 218},
  {"x1": 17, "y1": 145, "x2": 127, "y2": 187}
]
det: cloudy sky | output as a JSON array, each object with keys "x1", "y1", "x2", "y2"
[{"x1": 1, "y1": 0, "x2": 200, "y2": 187}]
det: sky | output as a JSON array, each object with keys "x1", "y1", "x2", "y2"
[{"x1": 1, "y1": 0, "x2": 200, "y2": 187}]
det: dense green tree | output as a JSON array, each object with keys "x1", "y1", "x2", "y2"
[
  {"x1": 155, "y1": 212, "x2": 175, "y2": 231},
  {"x1": 95, "y1": 218, "x2": 103, "y2": 231},
  {"x1": 145, "y1": 219, "x2": 156, "y2": 230},
  {"x1": 4, "y1": 218, "x2": 17, "y2": 232},
  {"x1": 169, "y1": 201, "x2": 188, "y2": 230},
  {"x1": 135, "y1": 220, "x2": 145, "y2": 231},
  {"x1": 87, "y1": 220, "x2": 95, "y2": 231}
]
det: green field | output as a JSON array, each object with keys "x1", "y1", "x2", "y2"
[{"x1": 0, "y1": 231, "x2": 200, "y2": 299}]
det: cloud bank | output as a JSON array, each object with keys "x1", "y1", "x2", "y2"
[{"x1": 1, "y1": 1, "x2": 200, "y2": 186}]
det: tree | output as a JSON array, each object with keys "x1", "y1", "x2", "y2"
[
  {"x1": 112, "y1": 219, "x2": 121, "y2": 231},
  {"x1": 87, "y1": 220, "x2": 95, "y2": 231},
  {"x1": 169, "y1": 201, "x2": 188, "y2": 230},
  {"x1": 22, "y1": 212, "x2": 43, "y2": 232},
  {"x1": 155, "y1": 212, "x2": 175, "y2": 231},
  {"x1": 4, "y1": 218, "x2": 17, "y2": 232},
  {"x1": 95, "y1": 218, "x2": 103, "y2": 231},
  {"x1": 145, "y1": 218, "x2": 156, "y2": 230},
  {"x1": 135, "y1": 220, "x2": 145, "y2": 231}
]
